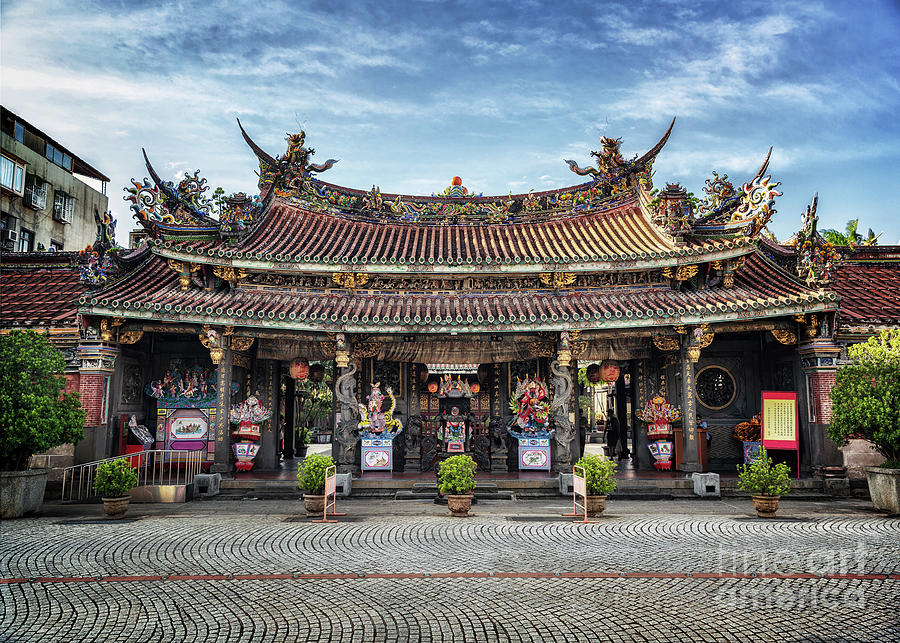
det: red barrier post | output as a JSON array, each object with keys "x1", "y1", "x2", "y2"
[
  {"x1": 313, "y1": 465, "x2": 346, "y2": 524},
  {"x1": 562, "y1": 464, "x2": 598, "y2": 524}
]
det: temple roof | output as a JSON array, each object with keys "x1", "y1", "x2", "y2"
[
  {"x1": 0, "y1": 252, "x2": 85, "y2": 334},
  {"x1": 831, "y1": 247, "x2": 900, "y2": 328},
  {"x1": 80, "y1": 251, "x2": 836, "y2": 333},
  {"x1": 151, "y1": 197, "x2": 755, "y2": 273}
]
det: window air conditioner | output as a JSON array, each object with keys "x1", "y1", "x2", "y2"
[
  {"x1": 1, "y1": 229, "x2": 18, "y2": 242},
  {"x1": 25, "y1": 181, "x2": 47, "y2": 210}
]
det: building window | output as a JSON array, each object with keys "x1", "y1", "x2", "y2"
[
  {"x1": 44, "y1": 143, "x2": 73, "y2": 172},
  {"x1": 18, "y1": 228, "x2": 34, "y2": 252},
  {"x1": 1, "y1": 154, "x2": 26, "y2": 195},
  {"x1": 14, "y1": 122, "x2": 25, "y2": 143},
  {"x1": 695, "y1": 365, "x2": 737, "y2": 410},
  {"x1": 49, "y1": 239, "x2": 63, "y2": 252},
  {"x1": 53, "y1": 190, "x2": 74, "y2": 223},
  {"x1": 24, "y1": 177, "x2": 47, "y2": 210}
]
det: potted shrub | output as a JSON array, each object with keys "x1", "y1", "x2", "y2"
[
  {"x1": 574, "y1": 454, "x2": 617, "y2": 516},
  {"x1": 737, "y1": 447, "x2": 791, "y2": 517},
  {"x1": 296, "y1": 426, "x2": 310, "y2": 458},
  {"x1": 0, "y1": 331, "x2": 86, "y2": 518},
  {"x1": 93, "y1": 458, "x2": 139, "y2": 518},
  {"x1": 297, "y1": 452, "x2": 334, "y2": 514},
  {"x1": 828, "y1": 329, "x2": 900, "y2": 514},
  {"x1": 437, "y1": 454, "x2": 477, "y2": 517}
]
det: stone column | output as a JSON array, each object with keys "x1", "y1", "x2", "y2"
[
  {"x1": 210, "y1": 336, "x2": 233, "y2": 474},
  {"x1": 798, "y1": 338, "x2": 842, "y2": 471},
  {"x1": 550, "y1": 337, "x2": 575, "y2": 473},
  {"x1": 254, "y1": 359, "x2": 280, "y2": 471},
  {"x1": 75, "y1": 341, "x2": 120, "y2": 463},
  {"x1": 679, "y1": 344, "x2": 701, "y2": 473},
  {"x1": 333, "y1": 343, "x2": 360, "y2": 473}
]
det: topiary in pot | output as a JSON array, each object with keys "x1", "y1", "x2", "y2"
[
  {"x1": 437, "y1": 454, "x2": 477, "y2": 516},
  {"x1": 93, "y1": 458, "x2": 139, "y2": 519},
  {"x1": 574, "y1": 454, "x2": 617, "y2": 515},
  {"x1": 1, "y1": 330, "x2": 86, "y2": 518},
  {"x1": 297, "y1": 453, "x2": 335, "y2": 514},
  {"x1": 827, "y1": 329, "x2": 900, "y2": 513},
  {"x1": 737, "y1": 447, "x2": 791, "y2": 518}
]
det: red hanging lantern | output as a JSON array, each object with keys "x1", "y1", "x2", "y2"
[
  {"x1": 586, "y1": 363, "x2": 601, "y2": 383},
  {"x1": 427, "y1": 376, "x2": 439, "y2": 394},
  {"x1": 600, "y1": 359, "x2": 620, "y2": 382},
  {"x1": 290, "y1": 358, "x2": 309, "y2": 380},
  {"x1": 469, "y1": 381, "x2": 481, "y2": 394}
]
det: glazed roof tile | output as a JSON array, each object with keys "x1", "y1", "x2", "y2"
[
  {"x1": 1, "y1": 254, "x2": 85, "y2": 327},
  {"x1": 154, "y1": 199, "x2": 753, "y2": 269},
  {"x1": 81, "y1": 252, "x2": 835, "y2": 332},
  {"x1": 831, "y1": 261, "x2": 900, "y2": 325}
]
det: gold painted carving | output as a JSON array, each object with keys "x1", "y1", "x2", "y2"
[
  {"x1": 119, "y1": 330, "x2": 144, "y2": 345},
  {"x1": 332, "y1": 272, "x2": 370, "y2": 289},
  {"x1": 539, "y1": 272, "x2": 576, "y2": 288},
  {"x1": 213, "y1": 266, "x2": 249, "y2": 282},
  {"x1": 232, "y1": 336, "x2": 256, "y2": 352},
  {"x1": 232, "y1": 353, "x2": 251, "y2": 369},
  {"x1": 353, "y1": 341, "x2": 379, "y2": 358},
  {"x1": 771, "y1": 329, "x2": 797, "y2": 345},
  {"x1": 687, "y1": 345, "x2": 702, "y2": 363},
  {"x1": 723, "y1": 273, "x2": 735, "y2": 288},
  {"x1": 673, "y1": 325, "x2": 687, "y2": 334},
  {"x1": 653, "y1": 335, "x2": 680, "y2": 351},
  {"x1": 662, "y1": 265, "x2": 699, "y2": 281},
  {"x1": 528, "y1": 341, "x2": 555, "y2": 358},
  {"x1": 806, "y1": 314, "x2": 819, "y2": 339}
]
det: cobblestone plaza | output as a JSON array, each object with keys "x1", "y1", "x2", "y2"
[{"x1": 2, "y1": 499, "x2": 898, "y2": 642}]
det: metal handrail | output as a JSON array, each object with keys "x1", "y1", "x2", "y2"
[{"x1": 60, "y1": 449, "x2": 203, "y2": 503}]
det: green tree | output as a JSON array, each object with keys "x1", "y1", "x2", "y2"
[
  {"x1": 828, "y1": 330, "x2": 900, "y2": 467},
  {"x1": 821, "y1": 219, "x2": 881, "y2": 247},
  {"x1": 0, "y1": 331, "x2": 86, "y2": 470}
]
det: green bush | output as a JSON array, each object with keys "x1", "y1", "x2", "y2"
[
  {"x1": 737, "y1": 447, "x2": 792, "y2": 497},
  {"x1": 574, "y1": 454, "x2": 617, "y2": 495},
  {"x1": 0, "y1": 330, "x2": 86, "y2": 471},
  {"x1": 828, "y1": 329, "x2": 900, "y2": 468},
  {"x1": 437, "y1": 455, "x2": 477, "y2": 495},
  {"x1": 93, "y1": 458, "x2": 139, "y2": 497},
  {"x1": 297, "y1": 453, "x2": 335, "y2": 494}
]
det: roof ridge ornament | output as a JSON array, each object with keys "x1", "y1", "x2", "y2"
[
  {"x1": 237, "y1": 118, "x2": 338, "y2": 193},
  {"x1": 123, "y1": 149, "x2": 218, "y2": 231},
  {"x1": 793, "y1": 194, "x2": 840, "y2": 286},
  {"x1": 564, "y1": 117, "x2": 675, "y2": 191}
]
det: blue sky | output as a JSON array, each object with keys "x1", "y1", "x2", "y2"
[{"x1": 2, "y1": 0, "x2": 899, "y2": 245}]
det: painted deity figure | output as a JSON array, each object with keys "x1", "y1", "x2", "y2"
[
  {"x1": 440, "y1": 405, "x2": 470, "y2": 452},
  {"x1": 358, "y1": 382, "x2": 402, "y2": 436},
  {"x1": 514, "y1": 379, "x2": 550, "y2": 432}
]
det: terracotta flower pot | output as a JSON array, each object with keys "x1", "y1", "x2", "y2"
[
  {"x1": 585, "y1": 495, "x2": 607, "y2": 516},
  {"x1": 102, "y1": 495, "x2": 131, "y2": 519},
  {"x1": 303, "y1": 494, "x2": 325, "y2": 514},
  {"x1": 751, "y1": 494, "x2": 779, "y2": 518},
  {"x1": 447, "y1": 494, "x2": 473, "y2": 517}
]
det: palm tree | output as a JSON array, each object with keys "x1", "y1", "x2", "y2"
[{"x1": 820, "y1": 219, "x2": 880, "y2": 246}]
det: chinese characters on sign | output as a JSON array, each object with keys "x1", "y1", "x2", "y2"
[{"x1": 761, "y1": 391, "x2": 799, "y2": 448}]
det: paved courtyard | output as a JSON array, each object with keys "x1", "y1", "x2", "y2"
[{"x1": 2, "y1": 498, "x2": 898, "y2": 642}]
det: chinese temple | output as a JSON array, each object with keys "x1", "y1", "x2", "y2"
[{"x1": 5, "y1": 117, "x2": 896, "y2": 478}]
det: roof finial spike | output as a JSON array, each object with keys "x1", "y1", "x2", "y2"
[
  {"x1": 753, "y1": 146, "x2": 773, "y2": 181},
  {"x1": 237, "y1": 117, "x2": 277, "y2": 168},
  {"x1": 635, "y1": 116, "x2": 677, "y2": 166}
]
